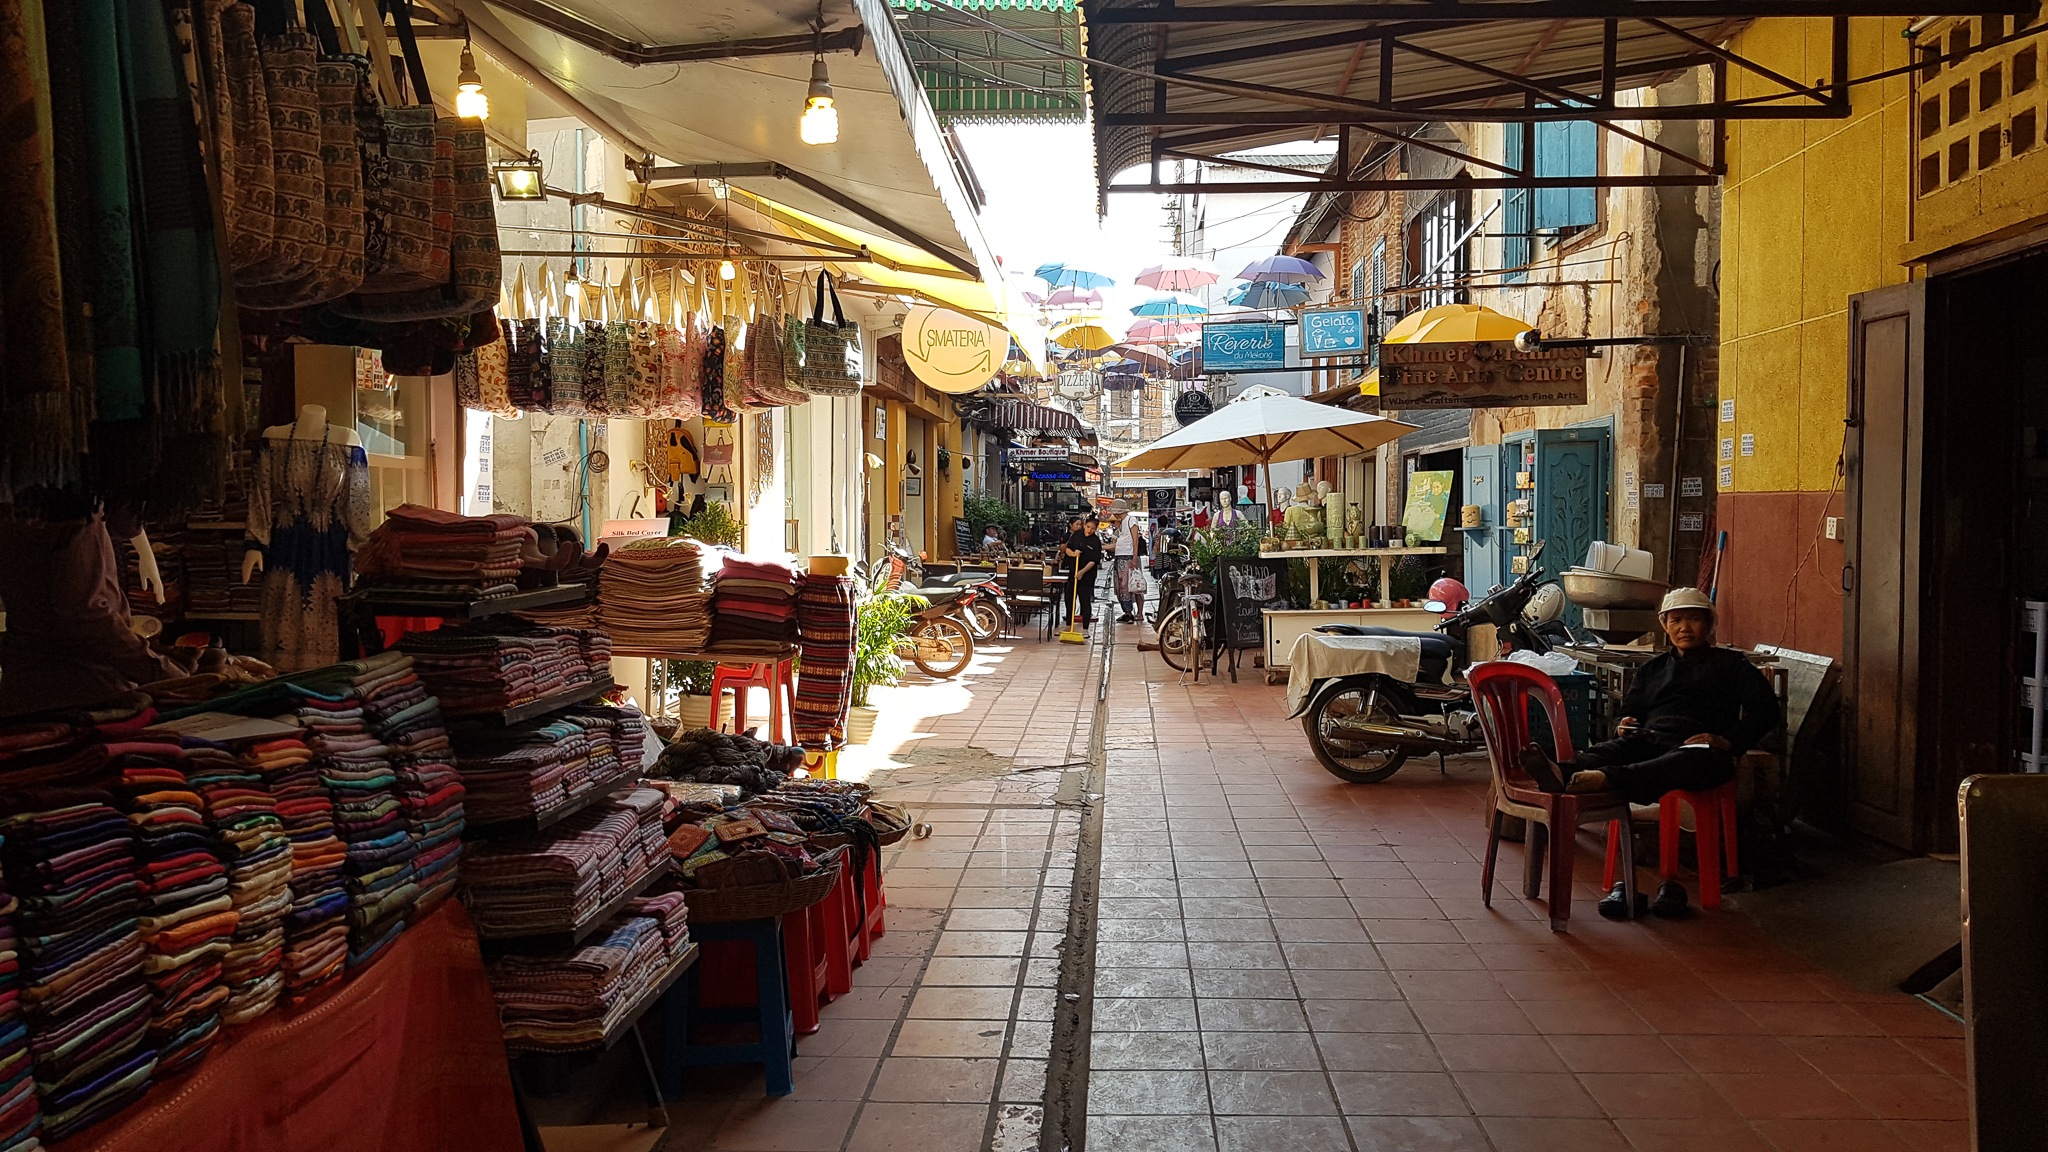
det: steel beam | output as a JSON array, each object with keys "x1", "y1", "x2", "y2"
[
  {"x1": 479, "y1": 0, "x2": 863, "y2": 66},
  {"x1": 1108, "y1": 174, "x2": 1719, "y2": 194},
  {"x1": 1156, "y1": 20, "x2": 1451, "y2": 72},
  {"x1": 1102, "y1": 102, "x2": 1846, "y2": 124},
  {"x1": 1083, "y1": 2, "x2": 2031, "y2": 23}
]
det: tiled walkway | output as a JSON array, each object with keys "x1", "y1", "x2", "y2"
[{"x1": 1086, "y1": 620, "x2": 1968, "y2": 1152}]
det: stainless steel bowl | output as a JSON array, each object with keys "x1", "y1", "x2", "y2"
[{"x1": 1560, "y1": 568, "x2": 1668, "y2": 610}]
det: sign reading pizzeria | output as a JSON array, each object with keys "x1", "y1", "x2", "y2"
[{"x1": 1379, "y1": 341, "x2": 1589, "y2": 408}]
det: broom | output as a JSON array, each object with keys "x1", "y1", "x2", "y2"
[{"x1": 1059, "y1": 550, "x2": 1088, "y2": 644}]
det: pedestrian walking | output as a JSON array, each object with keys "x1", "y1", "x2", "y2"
[{"x1": 1108, "y1": 501, "x2": 1148, "y2": 623}]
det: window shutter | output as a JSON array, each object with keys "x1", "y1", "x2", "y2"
[
  {"x1": 1349, "y1": 258, "x2": 1365, "y2": 303},
  {"x1": 1534, "y1": 119, "x2": 1598, "y2": 230},
  {"x1": 1368, "y1": 239, "x2": 1388, "y2": 369},
  {"x1": 1502, "y1": 128, "x2": 1531, "y2": 281}
]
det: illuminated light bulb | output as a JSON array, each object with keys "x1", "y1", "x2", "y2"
[
  {"x1": 719, "y1": 258, "x2": 736, "y2": 281},
  {"x1": 455, "y1": 44, "x2": 489, "y2": 121},
  {"x1": 799, "y1": 57, "x2": 838, "y2": 145}
]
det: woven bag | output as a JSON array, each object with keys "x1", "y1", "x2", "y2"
[{"x1": 801, "y1": 272, "x2": 862, "y2": 396}]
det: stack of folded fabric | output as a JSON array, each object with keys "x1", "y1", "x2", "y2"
[
  {"x1": 107, "y1": 738, "x2": 232, "y2": 1074},
  {"x1": 354, "y1": 505, "x2": 534, "y2": 595},
  {"x1": 236, "y1": 734, "x2": 348, "y2": 992},
  {"x1": 293, "y1": 692, "x2": 416, "y2": 971},
  {"x1": 599, "y1": 538, "x2": 710, "y2": 654},
  {"x1": 399, "y1": 621, "x2": 609, "y2": 717},
  {"x1": 0, "y1": 842, "x2": 39, "y2": 1152},
  {"x1": 705, "y1": 556, "x2": 801, "y2": 657},
  {"x1": 486, "y1": 914, "x2": 671, "y2": 1049},
  {"x1": 350, "y1": 653, "x2": 465, "y2": 914},
  {"x1": 563, "y1": 705, "x2": 649, "y2": 781},
  {"x1": 0, "y1": 794, "x2": 154, "y2": 1144},
  {"x1": 187, "y1": 744, "x2": 290, "y2": 1024},
  {"x1": 450, "y1": 719, "x2": 591, "y2": 827},
  {"x1": 181, "y1": 540, "x2": 258, "y2": 615},
  {"x1": 461, "y1": 788, "x2": 668, "y2": 939},
  {"x1": 793, "y1": 573, "x2": 858, "y2": 748},
  {"x1": 620, "y1": 890, "x2": 691, "y2": 964}
]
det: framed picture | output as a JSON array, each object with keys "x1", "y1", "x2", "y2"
[
  {"x1": 904, "y1": 477, "x2": 922, "y2": 497},
  {"x1": 707, "y1": 484, "x2": 731, "y2": 505}
]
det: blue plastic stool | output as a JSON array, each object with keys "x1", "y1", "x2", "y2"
[{"x1": 661, "y1": 916, "x2": 796, "y2": 1096}]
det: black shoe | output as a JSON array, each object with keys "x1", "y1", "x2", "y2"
[
  {"x1": 1650, "y1": 881, "x2": 1691, "y2": 918},
  {"x1": 1596, "y1": 882, "x2": 1648, "y2": 920},
  {"x1": 1518, "y1": 743, "x2": 1567, "y2": 794}
]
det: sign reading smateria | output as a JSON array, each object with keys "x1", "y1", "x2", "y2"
[{"x1": 903, "y1": 304, "x2": 1005, "y2": 393}]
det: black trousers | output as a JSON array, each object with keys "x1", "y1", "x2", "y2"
[
  {"x1": 1058, "y1": 571, "x2": 1096, "y2": 625},
  {"x1": 1569, "y1": 735, "x2": 1736, "y2": 806}
]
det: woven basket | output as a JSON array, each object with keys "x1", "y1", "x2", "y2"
[
  {"x1": 682, "y1": 847, "x2": 844, "y2": 923},
  {"x1": 868, "y1": 801, "x2": 912, "y2": 846}
]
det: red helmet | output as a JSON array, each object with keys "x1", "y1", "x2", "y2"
[{"x1": 1427, "y1": 577, "x2": 1470, "y2": 613}]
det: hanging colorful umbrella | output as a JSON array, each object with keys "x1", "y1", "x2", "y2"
[
  {"x1": 1129, "y1": 294, "x2": 1209, "y2": 318},
  {"x1": 1236, "y1": 254, "x2": 1326, "y2": 284},
  {"x1": 1043, "y1": 286, "x2": 1105, "y2": 308},
  {"x1": 1379, "y1": 303, "x2": 1533, "y2": 344},
  {"x1": 1111, "y1": 343, "x2": 1175, "y2": 371},
  {"x1": 1135, "y1": 257, "x2": 1221, "y2": 291},
  {"x1": 1125, "y1": 318, "x2": 1202, "y2": 344},
  {"x1": 1052, "y1": 324, "x2": 1117, "y2": 351},
  {"x1": 1034, "y1": 263, "x2": 1115, "y2": 290},
  {"x1": 1226, "y1": 281, "x2": 1311, "y2": 309}
]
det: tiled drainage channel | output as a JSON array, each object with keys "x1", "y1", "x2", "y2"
[{"x1": 1038, "y1": 620, "x2": 1112, "y2": 1152}]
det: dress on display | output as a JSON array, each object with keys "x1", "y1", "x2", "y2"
[{"x1": 248, "y1": 432, "x2": 372, "y2": 671}]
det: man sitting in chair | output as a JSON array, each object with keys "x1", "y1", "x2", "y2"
[{"x1": 1519, "y1": 587, "x2": 1779, "y2": 918}]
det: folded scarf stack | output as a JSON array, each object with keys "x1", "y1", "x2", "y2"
[
  {"x1": 354, "y1": 505, "x2": 534, "y2": 589},
  {"x1": 107, "y1": 739, "x2": 230, "y2": 1074},
  {"x1": 292, "y1": 694, "x2": 415, "y2": 971},
  {"x1": 793, "y1": 574, "x2": 858, "y2": 748},
  {"x1": 187, "y1": 746, "x2": 290, "y2": 1025},
  {"x1": 351, "y1": 656, "x2": 464, "y2": 916},
  {"x1": 620, "y1": 891, "x2": 691, "y2": 965},
  {"x1": 460, "y1": 788, "x2": 667, "y2": 938},
  {"x1": 563, "y1": 705, "x2": 649, "y2": 783},
  {"x1": 0, "y1": 795, "x2": 154, "y2": 1144},
  {"x1": 704, "y1": 556, "x2": 800, "y2": 657},
  {"x1": 599, "y1": 538, "x2": 710, "y2": 654},
  {"x1": 398, "y1": 620, "x2": 610, "y2": 717},
  {"x1": 486, "y1": 914, "x2": 672, "y2": 1049},
  {"x1": 0, "y1": 838, "x2": 41, "y2": 1152},
  {"x1": 237, "y1": 734, "x2": 347, "y2": 992}
]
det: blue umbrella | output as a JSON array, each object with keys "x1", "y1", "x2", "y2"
[
  {"x1": 1034, "y1": 262, "x2": 1115, "y2": 290},
  {"x1": 1226, "y1": 281, "x2": 1310, "y2": 309},
  {"x1": 1129, "y1": 295, "x2": 1209, "y2": 318},
  {"x1": 1236, "y1": 254, "x2": 1325, "y2": 284}
]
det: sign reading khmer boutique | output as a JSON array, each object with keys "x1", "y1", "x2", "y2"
[{"x1": 1379, "y1": 341, "x2": 1589, "y2": 408}]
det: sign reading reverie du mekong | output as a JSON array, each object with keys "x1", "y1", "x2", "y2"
[
  {"x1": 1379, "y1": 341, "x2": 1589, "y2": 408},
  {"x1": 1202, "y1": 323, "x2": 1285, "y2": 371}
]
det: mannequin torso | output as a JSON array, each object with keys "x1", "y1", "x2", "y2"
[{"x1": 244, "y1": 405, "x2": 362, "y2": 581}]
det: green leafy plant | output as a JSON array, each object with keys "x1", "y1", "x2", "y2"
[
  {"x1": 663, "y1": 659, "x2": 715, "y2": 697},
  {"x1": 963, "y1": 492, "x2": 1028, "y2": 541},
  {"x1": 1389, "y1": 555, "x2": 1432, "y2": 601},
  {"x1": 851, "y1": 591, "x2": 926, "y2": 708},
  {"x1": 1187, "y1": 520, "x2": 1263, "y2": 572},
  {"x1": 675, "y1": 501, "x2": 742, "y2": 548},
  {"x1": 937, "y1": 445, "x2": 951, "y2": 472}
]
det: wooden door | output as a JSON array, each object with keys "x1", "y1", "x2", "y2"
[
  {"x1": 1535, "y1": 426, "x2": 1612, "y2": 628},
  {"x1": 1462, "y1": 444, "x2": 1503, "y2": 594},
  {"x1": 1842, "y1": 281, "x2": 1925, "y2": 850}
]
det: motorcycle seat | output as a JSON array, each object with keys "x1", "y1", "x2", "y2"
[
  {"x1": 906, "y1": 586, "x2": 965, "y2": 607},
  {"x1": 1311, "y1": 624, "x2": 1459, "y2": 683}
]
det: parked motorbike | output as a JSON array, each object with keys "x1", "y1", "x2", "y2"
[
  {"x1": 1293, "y1": 540, "x2": 1563, "y2": 783},
  {"x1": 915, "y1": 568, "x2": 1014, "y2": 642},
  {"x1": 871, "y1": 549, "x2": 978, "y2": 678}
]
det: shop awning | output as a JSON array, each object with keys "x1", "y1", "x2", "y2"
[
  {"x1": 990, "y1": 399, "x2": 1086, "y2": 436},
  {"x1": 1108, "y1": 476, "x2": 1190, "y2": 490}
]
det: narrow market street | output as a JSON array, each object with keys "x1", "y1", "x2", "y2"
[{"x1": 661, "y1": 624, "x2": 1967, "y2": 1152}]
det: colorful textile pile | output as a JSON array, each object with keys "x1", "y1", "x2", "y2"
[
  {"x1": 354, "y1": 504, "x2": 533, "y2": 592},
  {"x1": 620, "y1": 891, "x2": 690, "y2": 964},
  {"x1": 599, "y1": 538, "x2": 710, "y2": 654},
  {"x1": 292, "y1": 692, "x2": 415, "y2": 971},
  {"x1": 181, "y1": 539, "x2": 260, "y2": 616},
  {"x1": 351, "y1": 654, "x2": 465, "y2": 914},
  {"x1": 705, "y1": 556, "x2": 800, "y2": 657},
  {"x1": 793, "y1": 574, "x2": 858, "y2": 748},
  {"x1": 108, "y1": 738, "x2": 230, "y2": 1073},
  {"x1": 240, "y1": 731, "x2": 348, "y2": 993},
  {"x1": 398, "y1": 621, "x2": 610, "y2": 717},
  {"x1": 0, "y1": 795, "x2": 154, "y2": 1144},
  {"x1": 0, "y1": 842, "x2": 39, "y2": 1152},
  {"x1": 485, "y1": 913, "x2": 673, "y2": 1049},
  {"x1": 447, "y1": 705, "x2": 641, "y2": 828},
  {"x1": 461, "y1": 788, "x2": 667, "y2": 938},
  {"x1": 187, "y1": 744, "x2": 290, "y2": 1024}
]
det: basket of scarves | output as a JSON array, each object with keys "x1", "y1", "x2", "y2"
[
  {"x1": 866, "y1": 800, "x2": 914, "y2": 846},
  {"x1": 680, "y1": 845, "x2": 845, "y2": 922}
]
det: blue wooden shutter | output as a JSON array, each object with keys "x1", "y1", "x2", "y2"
[
  {"x1": 1368, "y1": 239, "x2": 1387, "y2": 367},
  {"x1": 1502, "y1": 128, "x2": 1531, "y2": 281},
  {"x1": 1534, "y1": 119, "x2": 1598, "y2": 231},
  {"x1": 1462, "y1": 444, "x2": 1504, "y2": 595},
  {"x1": 1533, "y1": 426, "x2": 1612, "y2": 628}
]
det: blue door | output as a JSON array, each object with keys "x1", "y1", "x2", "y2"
[
  {"x1": 1534, "y1": 426, "x2": 1611, "y2": 627},
  {"x1": 1461, "y1": 444, "x2": 1504, "y2": 596}
]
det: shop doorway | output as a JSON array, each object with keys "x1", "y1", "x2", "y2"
[{"x1": 1473, "y1": 427, "x2": 1612, "y2": 624}]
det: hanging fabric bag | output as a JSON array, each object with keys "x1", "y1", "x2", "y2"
[{"x1": 801, "y1": 271, "x2": 862, "y2": 396}]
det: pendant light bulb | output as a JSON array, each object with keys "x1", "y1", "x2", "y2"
[
  {"x1": 719, "y1": 257, "x2": 737, "y2": 282},
  {"x1": 455, "y1": 42, "x2": 489, "y2": 121},
  {"x1": 799, "y1": 56, "x2": 838, "y2": 145}
]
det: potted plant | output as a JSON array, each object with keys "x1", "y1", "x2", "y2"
[
  {"x1": 663, "y1": 659, "x2": 723, "y2": 729},
  {"x1": 848, "y1": 590, "x2": 922, "y2": 744}
]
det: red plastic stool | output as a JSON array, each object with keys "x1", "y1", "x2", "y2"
[
  {"x1": 1603, "y1": 781, "x2": 1740, "y2": 909},
  {"x1": 710, "y1": 658, "x2": 795, "y2": 745},
  {"x1": 859, "y1": 848, "x2": 885, "y2": 948}
]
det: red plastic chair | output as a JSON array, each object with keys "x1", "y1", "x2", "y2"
[
  {"x1": 845, "y1": 847, "x2": 886, "y2": 964},
  {"x1": 710, "y1": 658, "x2": 795, "y2": 745},
  {"x1": 1468, "y1": 662, "x2": 1639, "y2": 932},
  {"x1": 1602, "y1": 780, "x2": 1739, "y2": 909}
]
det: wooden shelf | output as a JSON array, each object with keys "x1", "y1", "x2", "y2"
[
  {"x1": 504, "y1": 944, "x2": 699, "y2": 1055},
  {"x1": 344, "y1": 583, "x2": 590, "y2": 620},
  {"x1": 1258, "y1": 547, "x2": 1448, "y2": 559},
  {"x1": 477, "y1": 859, "x2": 672, "y2": 953},
  {"x1": 464, "y1": 764, "x2": 644, "y2": 841}
]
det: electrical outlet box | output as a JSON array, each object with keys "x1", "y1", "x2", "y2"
[{"x1": 1825, "y1": 516, "x2": 1839, "y2": 540}]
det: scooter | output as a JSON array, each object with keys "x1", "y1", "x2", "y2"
[
  {"x1": 870, "y1": 549, "x2": 980, "y2": 678},
  {"x1": 1293, "y1": 540, "x2": 1563, "y2": 783},
  {"x1": 915, "y1": 568, "x2": 1014, "y2": 641}
]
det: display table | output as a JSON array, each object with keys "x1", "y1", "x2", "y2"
[
  {"x1": 1256, "y1": 548, "x2": 1448, "y2": 674},
  {"x1": 84, "y1": 902, "x2": 523, "y2": 1152}
]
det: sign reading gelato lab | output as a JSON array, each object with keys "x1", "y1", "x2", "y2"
[
  {"x1": 1202, "y1": 323, "x2": 1285, "y2": 371},
  {"x1": 1299, "y1": 307, "x2": 1365, "y2": 356},
  {"x1": 903, "y1": 305, "x2": 1004, "y2": 393}
]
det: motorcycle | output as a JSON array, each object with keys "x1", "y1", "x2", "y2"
[
  {"x1": 1292, "y1": 540, "x2": 1566, "y2": 783},
  {"x1": 865, "y1": 550, "x2": 978, "y2": 679},
  {"x1": 915, "y1": 568, "x2": 1014, "y2": 642}
]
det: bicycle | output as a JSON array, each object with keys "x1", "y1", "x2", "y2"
[{"x1": 1154, "y1": 550, "x2": 1213, "y2": 683}]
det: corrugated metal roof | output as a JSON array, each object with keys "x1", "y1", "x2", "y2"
[{"x1": 1087, "y1": 6, "x2": 1737, "y2": 181}]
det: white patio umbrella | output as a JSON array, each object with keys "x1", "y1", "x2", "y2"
[{"x1": 1116, "y1": 390, "x2": 1417, "y2": 514}]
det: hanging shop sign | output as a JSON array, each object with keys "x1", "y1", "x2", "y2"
[
  {"x1": 1148, "y1": 487, "x2": 1178, "y2": 512},
  {"x1": 1202, "y1": 323, "x2": 1285, "y2": 371},
  {"x1": 902, "y1": 305, "x2": 1004, "y2": 393},
  {"x1": 1031, "y1": 469, "x2": 1080, "y2": 482},
  {"x1": 1174, "y1": 389, "x2": 1214, "y2": 426},
  {"x1": 1300, "y1": 307, "x2": 1366, "y2": 356},
  {"x1": 1379, "y1": 341, "x2": 1589, "y2": 409},
  {"x1": 1008, "y1": 445, "x2": 1072, "y2": 461}
]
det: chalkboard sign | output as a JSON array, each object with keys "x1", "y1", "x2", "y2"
[
  {"x1": 954, "y1": 517, "x2": 974, "y2": 556},
  {"x1": 1215, "y1": 557, "x2": 1291, "y2": 650}
]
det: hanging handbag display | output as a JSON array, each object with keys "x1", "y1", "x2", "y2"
[{"x1": 801, "y1": 271, "x2": 863, "y2": 396}]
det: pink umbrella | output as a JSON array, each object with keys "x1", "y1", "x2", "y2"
[
  {"x1": 1125, "y1": 319, "x2": 1202, "y2": 344},
  {"x1": 1044, "y1": 286, "x2": 1104, "y2": 307},
  {"x1": 1135, "y1": 257, "x2": 1221, "y2": 292}
]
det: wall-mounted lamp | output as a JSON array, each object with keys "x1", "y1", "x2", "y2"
[{"x1": 493, "y1": 153, "x2": 543, "y2": 200}]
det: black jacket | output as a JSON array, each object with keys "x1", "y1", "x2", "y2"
[{"x1": 1620, "y1": 645, "x2": 1781, "y2": 755}]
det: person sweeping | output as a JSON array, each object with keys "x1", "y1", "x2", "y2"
[{"x1": 1058, "y1": 515, "x2": 1100, "y2": 642}]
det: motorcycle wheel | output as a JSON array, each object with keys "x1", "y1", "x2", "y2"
[
  {"x1": 909, "y1": 618, "x2": 974, "y2": 679},
  {"x1": 965, "y1": 599, "x2": 1007, "y2": 642},
  {"x1": 1303, "y1": 687, "x2": 1411, "y2": 784},
  {"x1": 1157, "y1": 608, "x2": 1195, "y2": 672}
]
